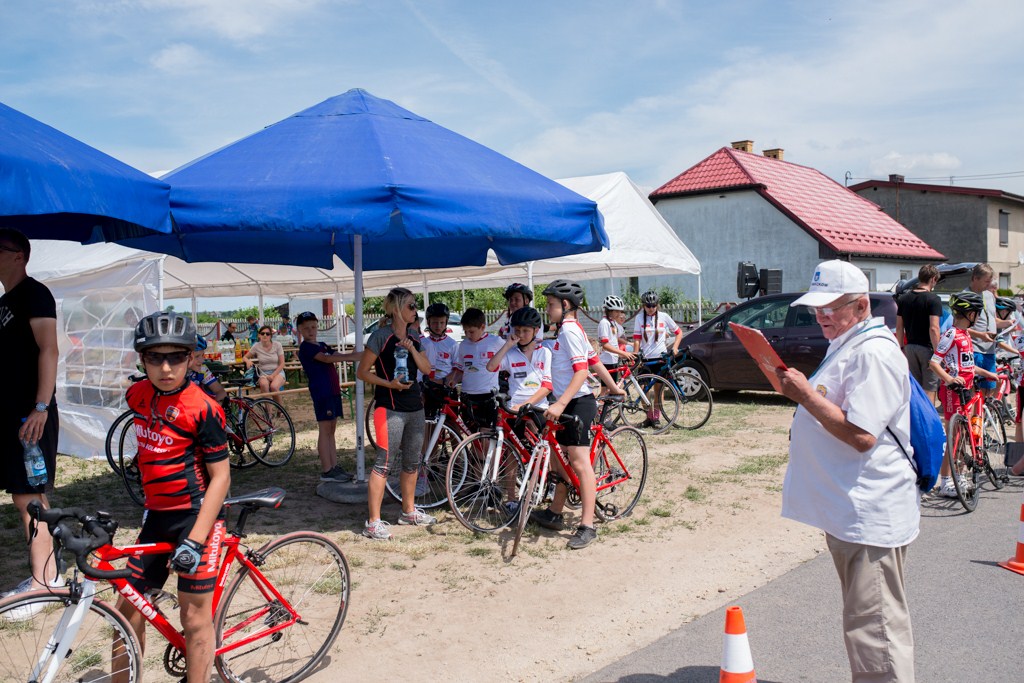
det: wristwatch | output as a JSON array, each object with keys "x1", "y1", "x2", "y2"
[{"x1": 34, "y1": 402, "x2": 48, "y2": 413}]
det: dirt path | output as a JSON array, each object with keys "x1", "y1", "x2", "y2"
[{"x1": 0, "y1": 393, "x2": 826, "y2": 682}]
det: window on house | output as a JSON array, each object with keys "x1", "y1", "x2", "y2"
[
  {"x1": 627, "y1": 277, "x2": 639, "y2": 298},
  {"x1": 1000, "y1": 272, "x2": 1011, "y2": 291},
  {"x1": 860, "y1": 268, "x2": 876, "y2": 290},
  {"x1": 899, "y1": 269, "x2": 912, "y2": 281},
  {"x1": 1000, "y1": 210, "x2": 1010, "y2": 247}
]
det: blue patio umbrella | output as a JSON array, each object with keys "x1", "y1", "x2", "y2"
[
  {"x1": 122, "y1": 88, "x2": 607, "y2": 268},
  {"x1": 0, "y1": 101, "x2": 172, "y2": 241}
]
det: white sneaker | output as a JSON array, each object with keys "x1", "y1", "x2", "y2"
[
  {"x1": 362, "y1": 519, "x2": 393, "y2": 540},
  {"x1": 1, "y1": 577, "x2": 66, "y2": 622},
  {"x1": 938, "y1": 480, "x2": 959, "y2": 498},
  {"x1": 398, "y1": 508, "x2": 436, "y2": 526},
  {"x1": 0, "y1": 577, "x2": 32, "y2": 599}
]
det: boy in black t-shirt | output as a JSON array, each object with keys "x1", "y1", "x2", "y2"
[
  {"x1": 895, "y1": 264, "x2": 943, "y2": 402},
  {"x1": 296, "y1": 312, "x2": 361, "y2": 482}
]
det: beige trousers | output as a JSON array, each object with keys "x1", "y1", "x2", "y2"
[{"x1": 826, "y1": 534, "x2": 915, "y2": 683}]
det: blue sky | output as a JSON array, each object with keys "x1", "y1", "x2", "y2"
[{"x1": 4, "y1": 0, "x2": 1024, "y2": 308}]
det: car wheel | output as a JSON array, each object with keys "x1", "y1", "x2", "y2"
[{"x1": 674, "y1": 361, "x2": 711, "y2": 392}]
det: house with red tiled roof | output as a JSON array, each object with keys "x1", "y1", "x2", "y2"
[
  {"x1": 851, "y1": 176, "x2": 1024, "y2": 291},
  {"x1": 643, "y1": 141, "x2": 944, "y2": 304}
]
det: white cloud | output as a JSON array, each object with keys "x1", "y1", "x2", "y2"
[
  {"x1": 150, "y1": 43, "x2": 205, "y2": 73},
  {"x1": 869, "y1": 151, "x2": 961, "y2": 178}
]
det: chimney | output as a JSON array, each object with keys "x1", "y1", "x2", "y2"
[
  {"x1": 888, "y1": 174, "x2": 905, "y2": 183},
  {"x1": 762, "y1": 148, "x2": 784, "y2": 161},
  {"x1": 730, "y1": 140, "x2": 754, "y2": 153}
]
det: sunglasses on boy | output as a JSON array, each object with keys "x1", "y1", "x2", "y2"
[{"x1": 141, "y1": 351, "x2": 191, "y2": 366}]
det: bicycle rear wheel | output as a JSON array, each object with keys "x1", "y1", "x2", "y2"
[
  {"x1": 983, "y1": 401, "x2": 1008, "y2": 489},
  {"x1": 446, "y1": 432, "x2": 523, "y2": 532},
  {"x1": 364, "y1": 395, "x2": 377, "y2": 452},
  {"x1": 104, "y1": 408, "x2": 134, "y2": 476},
  {"x1": 946, "y1": 415, "x2": 979, "y2": 512},
  {"x1": 243, "y1": 398, "x2": 296, "y2": 467},
  {"x1": 593, "y1": 426, "x2": 648, "y2": 521},
  {"x1": 385, "y1": 420, "x2": 461, "y2": 509},
  {"x1": 215, "y1": 531, "x2": 349, "y2": 683},
  {"x1": 115, "y1": 418, "x2": 145, "y2": 507},
  {"x1": 672, "y1": 371, "x2": 713, "y2": 430},
  {"x1": 227, "y1": 399, "x2": 259, "y2": 469},
  {"x1": 0, "y1": 590, "x2": 142, "y2": 682},
  {"x1": 512, "y1": 454, "x2": 542, "y2": 558}
]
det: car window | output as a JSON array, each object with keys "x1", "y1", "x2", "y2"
[
  {"x1": 727, "y1": 300, "x2": 792, "y2": 331},
  {"x1": 789, "y1": 305, "x2": 818, "y2": 328}
]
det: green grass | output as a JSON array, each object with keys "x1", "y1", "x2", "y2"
[
  {"x1": 683, "y1": 485, "x2": 705, "y2": 502},
  {"x1": 721, "y1": 454, "x2": 789, "y2": 476}
]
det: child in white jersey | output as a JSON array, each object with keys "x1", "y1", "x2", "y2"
[
  {"x1": 597, "y1": 294, "x2": 635, "y2": 371},
  {"x1": 529, "y1": 280, "x2": 621, "y2": 550},
  {"x1": 448, "y1": 307, "x2": 505, "y2": 430},
  {"x1": 633, "y1": 290, "x2": 682, "y2": 428},
  {"x1": 420, "y1": 303, "x2": 459, "y2": 416},
  {"x1": 486, "y1": 306, "x2": 553, "y2": 409}
]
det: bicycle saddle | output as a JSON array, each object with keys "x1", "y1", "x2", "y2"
[{"x1": 224, "y1": 487, "x2": 286, "y2": 509}]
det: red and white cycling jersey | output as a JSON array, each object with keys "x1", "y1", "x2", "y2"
[
  {"x1": 931, "y1": 327, "x2": 975, "y2": 382},
  {"x1": 454, "y1": 333, "x2": 505, "y2": 394},
  {"x1": 499, "y1": 344, "x2": 553, "y2": 407},
  {"x1": 420, "y1": 334, "x2": 458, "y2": 382},
  {"x1": 633, "y1": 311, "x2": 680, "y2": 358}
]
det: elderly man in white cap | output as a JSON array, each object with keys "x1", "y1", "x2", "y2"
[{"x1": 775, "y1": 260, "x2": 919, "y2": 683}]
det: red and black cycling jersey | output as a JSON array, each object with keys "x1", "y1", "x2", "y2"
[{"x1": 126, "y1": 380, "x2": 228, "y2": 512}]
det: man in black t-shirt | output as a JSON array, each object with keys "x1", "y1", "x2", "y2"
[
  {"x1": 895, "y1": 264, "x2": 942, "y2": 402},
  {"x1": 0, "y1": 228, "x2": 61, "y2": 598}
]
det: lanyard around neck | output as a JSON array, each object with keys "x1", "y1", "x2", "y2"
[{"x1": 809, "y1": 322, "x2": 886, "y2": 381}]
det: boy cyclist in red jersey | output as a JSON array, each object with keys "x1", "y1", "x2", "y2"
[
  {"x1": 116, "y1": 311, "x2": 231, "y2": 683},
  {"x1": 929, "y1": 292, "x2": 997, "y2": 497}
]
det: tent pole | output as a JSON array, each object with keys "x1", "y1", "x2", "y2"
[
  {"x1": 334, "y1": 284, "x2": 345, "y2": 383},
  {"x1": 527, "y1": 261, "x2": 534, "y2": 290},
  {"x1": 157, "y1": 256, "x2": 166, "y2": 310},
  {"x1": 354, "y1": 235, "x2": 366, "y2": 482},
  {"x1": 258, "y1": 286, "x2": 264, "y2": 325},
  {"x1": 191, "y1": 293, "x2": 198, "y2": 322},
  {"x1": 461, "y1": 280, "x2": 466, "y2": 311},
  {"x1": 697, "y1": 275, "x2": 703, "y2": 326},
  {"x1": 422, "y1": 272, "x2": 429, "y2": 309}
]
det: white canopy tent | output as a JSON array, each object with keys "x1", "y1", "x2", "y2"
[{"x1": 22, "y1": 170, "x2": 702, "y2": 458}]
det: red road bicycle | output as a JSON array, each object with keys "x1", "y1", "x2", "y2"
[
  {"x1": 0, "y1": 488, "x2": 348, "y2": 683},
  {"x1": 945, "y1": 385, "x2": 1007, "y2": 512}
]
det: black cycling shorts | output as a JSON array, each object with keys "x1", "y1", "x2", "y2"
[
  {"x1": 555, "y1": 394, "x2": 597, "y2": 448},
  {"x1": 126, "y1": 510, "x2": 227, "y2": 595}
]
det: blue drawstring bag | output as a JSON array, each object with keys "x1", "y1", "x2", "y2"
[{"x1": 888, "y1": 373, "x2": 945, "y2": 491}]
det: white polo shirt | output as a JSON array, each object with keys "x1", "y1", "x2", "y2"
[
  {"x1": 597, "y1": 317, "x2": 625, "y2": 365},
  {"x1": 781, "y1": 317, "x2": 920, "y2": 548},
  {"x1": 453, "y1": 334, "x2": 505, "y2": 394},
  {"x1": 419, "y1": 334, "x2": 458, "y2": 382}
]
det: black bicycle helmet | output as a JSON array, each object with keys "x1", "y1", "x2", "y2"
[
  {"x1": 640, "y1": 290, "x2": 659, "y2": 306},
  {"x1": 542, "y1": 279, "x2": 584, "y2": 307},
  {"x1": 995, "y1": 296, "x2": 1017, "y2": 313},
  {"x1": 134, "y1": 311, "x2": 197, "y2": 352},
  {"x1": 503, "y1": 282, "x2": 534, "y2": 303},
  {"x1": 949, "y1": 292, "x2": 984, "y2": 315},
  {"x1": 425, "y1": 302, "x2": 450, "y2": 319},
  {"x1": 509, "y1": 306, "x2": 543, "y2": 329}
]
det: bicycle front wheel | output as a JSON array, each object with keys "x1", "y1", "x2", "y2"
[
  {"x1": 619, "y1": 374, "x2": 679, "y2": 435},
  {"x1": 946, "y1": 415, "x2": 979, "y2": 512},
  {"x1": 364, "y1": 395, "x2": 377, "y2": 452},
  {"x1": 446, "y1": 432, "x2": 523, "y2": 532},
  {"x1": 594, "y1": 426, "x2": 648, "y2": 521},
  {"x1": 983, "y1": 401, "x2": 1008, "y2": 489},
  {"x1": 511, "y1": 455, "x2": 542, "y2": 558},
  {"x1": 672, "y1": 371, "x2": 713, "y2": 430},
  {"x1": 243, "y1": 398, "x2": 296, "y2": 467},
  {"x1": 385, "y1": 420, "x2": 461, "y2": 509},
  {"x1": 215, "y1": 531, "x2": 350, "y2": 683},
  {"x1": 0, "y1": 590, "x2": 142, "y2": 682},
  {"x1": 104, "y1": 409, "x2": 134, "y2": 476},
  {"x1": 116, "y1": 417, "x2": 145, "y2": 507},
  {"x1": 227, "y1": 399, "x2": 260, "y2": 469}
]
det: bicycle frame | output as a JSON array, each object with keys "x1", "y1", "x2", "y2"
[
  {"x1": 952, "y1": 386, "x2": 987, "y2": 465},
  {"x1": 72, "y1": 523, "x2": 302, "y2": 661}
]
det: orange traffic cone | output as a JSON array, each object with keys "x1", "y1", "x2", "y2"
[
  {"x1": 999, "y1": 491, "x2": 1024, "y2": 576},
  {"x1": 720, "y1": 605, "x2": 757, "y2": 683}
]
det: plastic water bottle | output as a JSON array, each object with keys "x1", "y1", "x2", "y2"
[
  {"x1": 20, "y1": 419, "x2": 48, "y2": 487},
  {"x1": 394, "y1": 347, "x2": 409, "y2": 383}
]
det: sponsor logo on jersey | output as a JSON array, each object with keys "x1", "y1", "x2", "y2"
[
  {"x1": 816, "y1": 384, "x2": 827, "y2": 397},
  {"x1": 135, "y1": 425, "x2": 174, "y2": 447},
  {"x1": 164, "y1": 406, "x2": 180, "y2": 422},
  {"x1": 511, "y1": 361, "x2": 527, "y2": 368}
]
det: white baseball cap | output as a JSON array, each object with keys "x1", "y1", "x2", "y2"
[{"x1": 791, "y1": 260, "x2": 870, "y2": 307}]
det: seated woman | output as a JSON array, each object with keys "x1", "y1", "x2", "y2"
[{"x1": 244, "y1": 325, "x2": 286, "y2": 392}]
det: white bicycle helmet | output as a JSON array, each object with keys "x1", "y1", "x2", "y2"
[{"x1": 603, "y1": 295, "x2": 625, "y2": 311}]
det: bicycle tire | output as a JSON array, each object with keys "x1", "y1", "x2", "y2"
[
  {"x1": 364, "y1": 395, "x2": 377, "y2": 452},
  {"x1": 104, "y1": 408, "x2": 134, "y2": 476},
  {"x1": 116, "y1": 418, "x2": 146, "y2": 507},
  {"x1": 226, "y1": 399, "x2": 260, "y2": 469},
  {"x1": 593, "y1": 426, "x2": 648, "y2": 521},
  {"x1": 946, "y1": 416, "x2": 979, "y2": 512},
  {"x1": 0, "y1": 589, "x2": 143, "y2": 682},
  {"x1": 243, "y1": 398, "x2": 296, "y2": 467},
  {"x1": 446, "y1": 431, "x2": 523, "y2": 532},
  {"x1": 215, "y1": 531, "x2": 349, "y2": 683},
  {"x1": 618, "y1": 374, "x2": 679, "y2": 435},
  {"x1": 511, "y1": 453, "x2": 542, "y2": 558},
  {"x1": 384, "y1": 419, "x2": 462, "y2": 510},
  {"x1": 982, "y1": 402, "x2": 1008, "y2": 489},
  {"x1": 671, "y1": 371, "x2": 714, "y2": 430}
]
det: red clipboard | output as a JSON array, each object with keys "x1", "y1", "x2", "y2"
[{"x1": 728, "y1": 322, "x2": 787, "y2": 392}]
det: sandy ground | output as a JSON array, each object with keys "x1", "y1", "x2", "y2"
[{"x1": 0, "y1": 392, "x2": 826, "y2": 682}]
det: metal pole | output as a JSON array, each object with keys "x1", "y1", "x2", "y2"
[
  {"x1": 697, "y1": 274, "x2": 703, "y2": 326},
  {"x1": 354, "y1": 235, "x2": 366, "y2": 482},
  {"x1": 527, "y1": 261, "x2": 534, "y2": 290},
  {"x1": 422, "y1": 272, "x2": 429, "y2": 309},
  {"x1": 257, "y1": 286, "x2": 265, "y2": 325}
]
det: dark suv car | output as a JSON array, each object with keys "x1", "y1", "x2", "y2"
[{"x1": 677, "y1": 292, "x2": 898, "y2": 392}]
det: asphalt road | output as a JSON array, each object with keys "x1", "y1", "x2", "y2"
[{"x1": 582, "y1": 476, "x2": 1024, "y2": 682}]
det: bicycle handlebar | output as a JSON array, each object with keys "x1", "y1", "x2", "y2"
[{"x1": 27, "y1": 501, "x2": 134, "y2": 580}]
